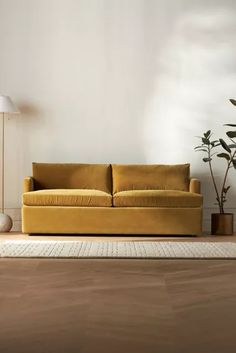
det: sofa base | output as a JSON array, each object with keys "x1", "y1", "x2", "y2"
[{"x1": 22, "y1": 206, "x2": 202, "y2": 235}]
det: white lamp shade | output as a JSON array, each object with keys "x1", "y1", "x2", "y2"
[{"x1": 0, "y1": 95, "x2": 19, "y2": 113}]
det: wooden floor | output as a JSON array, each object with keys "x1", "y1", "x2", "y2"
[
  {"x1": 1, "y1": 231, "x2": 236, "y2": 242},
  {"x1": 1, "y1": 233, "x2": 236, "y2": 353}
]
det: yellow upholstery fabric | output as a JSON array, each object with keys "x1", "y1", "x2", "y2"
[
  {"x1": 189, "y1": 178, "x2": 201, "y2": 194},
  {"x1": 23, "y1": 177, "x2": 34, "y2": 193},
  {"x1": 113, "y1": 190, "x2": 202, "y2": 208},
  {"x1": 112, "y1": 164, "x2": 190, "y2": 193},
  {"x1": 23, "y1": 189, "x2": 112, "y2": 207},
  {"x1": 22, "y1": 206, "x2": 202, "y2": 235},
  {"x1": 22, "y1": 163, "x2": 202, "y2": 235},
  {"x1": 32, "y1": 163, "x2": 112, "y2": 193}
]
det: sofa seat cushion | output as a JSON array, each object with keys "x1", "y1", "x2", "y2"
[
  {"x1": 113, "y1": 190, "x2": 202, "y2": 208},
  {"x1": 23, "y1": 189, "x2": 112, "y2": 207}
]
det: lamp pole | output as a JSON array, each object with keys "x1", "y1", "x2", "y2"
[
  {"x1": 2, "y1": 112, "x2": 4, "y2": 214},
  {"x1": 0, "y1": 95, "x2": 19, "y2": 232}
]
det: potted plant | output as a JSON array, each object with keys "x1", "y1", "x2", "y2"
[{"x1": 195, "y1": 99, "x2": 236, "y2": 235}]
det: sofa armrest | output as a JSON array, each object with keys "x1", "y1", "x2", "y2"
[
  {"x1": 23, "y1": 177, "x2": 34, "y2": 193},
  {"x1": 189, "y1": 178, "x2": 201, "y2": 194}
]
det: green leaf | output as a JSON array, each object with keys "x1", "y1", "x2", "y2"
[
  {"x1": 195, "y1": 149, "x2": 208, "y2": 153},
  {"x1": 211, "y1": 141, "x2": 220, "y2": 148},
  {"x1": 232, "y1": 159, "x2": 236, "y2": 169},
  {"x1": 224, "y1": 124, "x2": 236, "y2": 127},
  {"x1": 223, "y1": 186, "x2": 230, "y2": 194},
  {"x1": 226, "y1": 131, "x2": 236, "y2": 138},
  {"x1": 217, "y1": 153, "x2": 230, "y2": 160},
  {"x1": 203, "y1": 157, "x2": 212, "y2": 162},
  {"x1": 202, "y1": 137, "x2": 210, "y2": 145},
  {"x1": 228, "y1": 144, "x2": 236, "y2": 149},
  {"x1": 194, "y1": 146, "x2": 208, "y2": 151},
  {"x1": 219, "y1": 138, "x2": 231, "y2": 153},
  {"x1": 204, "y1": 130, "x2": 211, "y2": 138},
  {"x1": 229, "y1": 99, "x2": 236, "y2": 106}
]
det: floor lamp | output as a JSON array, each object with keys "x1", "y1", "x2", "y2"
[{"x1": 0, "y1": 96, "x2": 19, "y2": 232}]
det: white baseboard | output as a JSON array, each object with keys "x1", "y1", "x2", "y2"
[{"x1": 6, "y1": 207, "x2": 236, "y2": 233}]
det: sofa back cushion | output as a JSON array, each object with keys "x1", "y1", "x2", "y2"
[
  {"x1": 112, "y1": 164, "x2": 190, "y2": 194},
  {"x1": 32, "y1": 163, "x2": 112, "y2": 193}
]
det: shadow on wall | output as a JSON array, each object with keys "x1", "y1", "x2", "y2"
[
  {"x1": 17, "y1": 103, "x2": 41, "y2": 118},
  {"x1": 17, "y1": 101, "x2": 44, "y2": 168},
  {"x1": 140, "y1": 1, "x2": 236, "y2": 222},
  {"x1": 37, "y1": 1, "x2": 186, "y2": 164},
  {"x1": 101, "y1": 1, "x2": 185, "y2": 164},
  {"x1": 142, "y1": 2, "x2": 236, "y2": 164}
]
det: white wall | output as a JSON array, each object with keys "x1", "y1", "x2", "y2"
[{"x1": 0, "y1": 0, "x2": 236, "y2": 231}]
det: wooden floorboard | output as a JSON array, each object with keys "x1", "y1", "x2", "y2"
[
  {"x1": 1, "y1": 231, "x2": 236, "y2": 241},
  {"x1": 0, "y1": 233, "x2": 236, "y2": 352}
]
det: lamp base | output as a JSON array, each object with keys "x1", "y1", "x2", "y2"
[{"x1": 0, "y1": 213, "x2": 13, "y2": 232}]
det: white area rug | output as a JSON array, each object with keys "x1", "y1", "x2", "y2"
[{"x1": 0, "y1": 240, "x2": 236, "y2": 259}]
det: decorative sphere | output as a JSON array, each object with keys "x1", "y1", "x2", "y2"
[{"x1": 0, "y1": 213, "x2": 13, "y2": 232}]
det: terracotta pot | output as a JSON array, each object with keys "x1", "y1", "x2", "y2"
[{"x1": 211, "y1": 213, "x2": 234, "y2": 235}]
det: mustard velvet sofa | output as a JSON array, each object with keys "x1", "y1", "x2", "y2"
[{"x1": 22, "y1": 163, "x2": 203, "y2": 235}]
